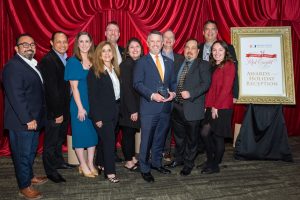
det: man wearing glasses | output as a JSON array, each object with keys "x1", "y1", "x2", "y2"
[{"x1": 3, "y1": 34, "x2": 47, "y2": 199}]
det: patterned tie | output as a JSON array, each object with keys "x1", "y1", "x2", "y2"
[
  {"x1": 155, "y1": 55, "x2": 164, "y2": 81},
  {"x1": 176, "y1": 61, "x2": 190, "y2": 103}
]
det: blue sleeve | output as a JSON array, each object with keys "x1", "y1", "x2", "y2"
[{"x1": 64, "y1": 57, "x2": 84, "y2": 81}]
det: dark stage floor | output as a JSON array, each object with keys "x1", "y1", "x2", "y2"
[{"x1": 1, "y1": 137, "x2": 300, "y2": 200}]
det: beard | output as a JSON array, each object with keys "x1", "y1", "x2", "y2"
[{"x1": 23, "y1": 50, "x2": 34, "y2": 60}]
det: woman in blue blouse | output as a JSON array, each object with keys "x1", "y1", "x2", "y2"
[{"x1": 64, "y1": 32, "x2": 98, "y2": 178}]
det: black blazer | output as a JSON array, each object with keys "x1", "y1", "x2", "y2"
[
  {"x1": 3, "y1": 54, "x2": 46, "y2": 131},
  {"x1": 39, "y1": 49, "x2": 70, "y2": 120},
  {"x1": 175, "y1": 58, "x2": 211, "y2": 121},
  {"x1": 198, "y1": 42, "x2": 239, "y2": 98},
  {"x1": 87, "y1": 69, "x2": 118, "y2": 123},
  {"x1": 174, "y1": 53, "x2": 185, "y2": 68},
  {"x1": 119, "y1": 57, "x2": 140, "y2": 129}
]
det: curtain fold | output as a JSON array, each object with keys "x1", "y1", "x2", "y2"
[{"x1": 1, "y1": 0, "x2": 300, "y2": 156}]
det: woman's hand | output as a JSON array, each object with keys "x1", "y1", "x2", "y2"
[
  {"x1": 130, "y1": 113, "x2": 138, "y2": 122},
  {"x1": 211, "y1": 107, "x2": 218, "y2": 119},
  {"x1": 95, "y1": 121, "x2": 103, "y2": 128},
  {"x1": 77, "y1": 108, "x2": 87, "y2": 121}
]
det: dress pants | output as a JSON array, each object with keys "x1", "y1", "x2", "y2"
[
  {"x1": 43, "y1": 120, "x2": 67, "y2": 176},
  {"x1": 139, "y1": 112, "x2": 170, "y2": 173},
  {"x1": 172, "y1": 103, "x2": 200, "y2": 169},
  {"x1": 9, "y1": 130, "x2": 39, "y2": 189},
  {"x1": 121, "y1": 126, "x2": 137, "y2": 161}
]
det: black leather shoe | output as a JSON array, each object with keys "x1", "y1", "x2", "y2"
[
  {"x1": 201, "y1": 167, "x2": 220, "y2": 174},
  {"x1": 151, "y1": 166, "x2": 171, "y2": 174},
  {"x1": 141, "y1": 172, "x2": 154, "y2": 183},
  {"x1": 196, "y1": 161, "x2": 207, "y2": 169},
  {"x1": 47, "y1": 173, "x2": 66, "y2": 183},
  {"x1": 180, "y1": 167, "x2": 192, "y2": 176},
  {"x1": 164, "y1": 161, "x2": 184, "y2": 168},
  {"x1": 57, "y1": 163, "x2": 77, "y2": 169}
]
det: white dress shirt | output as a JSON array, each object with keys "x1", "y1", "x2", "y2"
[
  {"x1": 105, "y1": 65, "x2": 120, "y2": 100},
  {"x1": 18, "y1": 53, "x2": 43, "y2": 83}
]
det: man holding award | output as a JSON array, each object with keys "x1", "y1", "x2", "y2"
[{"x1": 133, "y1": 30, "x2": 177, "y2": 183}]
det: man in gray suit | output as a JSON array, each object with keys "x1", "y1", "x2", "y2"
[{"x1": 169, "y1": 38, "x2": 211, "y2": 175}]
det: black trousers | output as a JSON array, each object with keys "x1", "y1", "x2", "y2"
[
  {"x1": 121, "y1": 126, "x2": 137, "y2": 161},
  {"x1": 172, "y1": 103, "x2": 200, "y2": 169},
  {"x1": 42, "y1": 120, "x2": 68, "y2": 176}
]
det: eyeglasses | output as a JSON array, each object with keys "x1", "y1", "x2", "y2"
[{"x1": 17, "y1": 42, "x2": 36, "y2": 48}]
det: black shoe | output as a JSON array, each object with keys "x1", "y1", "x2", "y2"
[
  {"x1": 164, "y1": 161, "x2": 184, "y2": 168},
  {"x1": 180, "y1": 167, "x2": 192, "y2": 176},
  {"x1": 201, "y1": 167, "x2": 220, "y2": 174},
  {"x1": 141, "y1": 172, "x2": 154, "y2": 183},
  {"x1": 47, "y1": 173, "x2": 66, "y2": 183},
  {"x1": 57, "y1": 163, "x2": 77, "y2": 169},
  {"x1": 115, "y1": 154, "x2": 123, "y2": 162},
  {"x1": 151, "y1": 166, "x2": 171, "y2": 174}
]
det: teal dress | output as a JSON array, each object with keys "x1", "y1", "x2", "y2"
[{"x1": 64, "y1": 56, "x2": 98, "y2": 148}]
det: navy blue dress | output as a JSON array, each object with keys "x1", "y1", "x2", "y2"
[{"x1": 64, "y1": 57, "x2": 97, "y2": 148}]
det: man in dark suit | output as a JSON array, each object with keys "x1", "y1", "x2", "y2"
[
  {"x1": 133, "y1": 30, "x2": 177, "y2": 182},
  {"x1": 196, "y1": 20, "x2": 239, "y2": 161},
  {"x1": 3, "y1": 34, "x2": 47, "y2": 199},
  {"x1": 161, "y1": 29, "x2": 184, "y2": 162},
  {"x1": 39, "y1": 31, "x2": 74, "y2": 183},
  {"x1": 105, "y1": 21, "x2": 124, "y2": 162},
  {"x1": 168, "y1": 39, "x2": 211, "y2": 176}
]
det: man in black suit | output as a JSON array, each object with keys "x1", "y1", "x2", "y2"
[
  {"x1": 168, "y1": 39, "x2": 211, "y2": 175},
  {"x1": 105, "y1": 21, "x2": 124, "y2": 162},
  {"x1": 3, "y1": 34, "x2": 47, "y2": 199},
  {"x1": 39, "y1": 31, "x2": 75, "y2": 183},
  {"x1": 161, "y1": 29, "x2": 184, "y2": 162}
]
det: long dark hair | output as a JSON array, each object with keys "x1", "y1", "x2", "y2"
[
  {"x1": 73, "y1": 32, "x2": 94, "y2": 62},
  {"x1": 209, "y1": 40, "x2": 233, "y2": 69},
  {"x1": 123, "y1": 37, "x2": 144, "y2": 60}
]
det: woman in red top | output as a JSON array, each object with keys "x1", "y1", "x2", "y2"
[{"x1": 201, "y1": 40, "x2": 235, "y2": 174}]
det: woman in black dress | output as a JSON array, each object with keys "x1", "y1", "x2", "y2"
[{"x1": 119, "y1": 38, "x2": 144, "y2": 171}]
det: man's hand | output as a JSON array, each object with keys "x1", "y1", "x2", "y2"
[
  {"x1": 55, "y1": 115, "x2": 64, "y2": 124},
  {"x1": 163, "y1": 91, "x2": 176, "y2": 102},
  {"x1": 96, "y1": 121, "x2": 103, "y2": 128},
  {"x1": 211, "y1": 107, "x2": 218, "y2": 119},
  {"x1": 152, "y1": 93, "x2": 165, "y2": 102},
  {"x1": 181, "y1": 91, "x2": 190, "y2": 99},
  {"x1": 27, "y1": 120, "x2": 37, "y2": 130},
  {"x1": 130, "y1": 113, "x2": 138, "y2": 122}
]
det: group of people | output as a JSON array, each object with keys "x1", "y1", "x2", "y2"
[{"x1": 2, "y1": 20, "x2": 238, "y2": 199}]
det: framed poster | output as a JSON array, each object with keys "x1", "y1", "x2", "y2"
[{"x1": 231, "y1": 27, "x2": 295, "y2": 104}]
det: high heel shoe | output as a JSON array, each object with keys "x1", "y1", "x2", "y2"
[
  {"x1": 91, "y1": 168, "x2": 98, "y2": 176},
  {"x1": 104, "y1": 174, "x2": 119, "y2": 183},
  {"x1": 78, "y1": 166, "x2": 95, "y2": 178},
  {"x1": 97, "y1": 166, "x2": 104, "y2": 175}
]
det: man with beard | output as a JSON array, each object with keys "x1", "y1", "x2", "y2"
[
  {"x1": 3, "y1": 34, "x2": 47, "y2": 199},
  {"x1": 39, "y1": 31, "x2": 75, "y2": 183},
  {"x1": 171, "y1": 39, "x2": 211, "y2": 176}
]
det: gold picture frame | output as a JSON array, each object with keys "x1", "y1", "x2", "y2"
[{"x1": 231, "y1": 26, "x2": 295, "y2": 104}]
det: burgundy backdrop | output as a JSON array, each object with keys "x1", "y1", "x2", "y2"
[{"x1": 1, "y1": 0, "x2": 300, "y2": 156}]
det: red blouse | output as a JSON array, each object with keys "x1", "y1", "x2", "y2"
[{"x1": 205, "y1": 61, "x2": 235, "y2": 109}]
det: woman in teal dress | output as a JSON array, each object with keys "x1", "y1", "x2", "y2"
[{"x1": 64, "y1": 32, "x2": 98, "y2": 178}]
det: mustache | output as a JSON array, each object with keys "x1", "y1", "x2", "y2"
[{"x1": 25, "y1": 50, "x2": 34, "y2": 53}]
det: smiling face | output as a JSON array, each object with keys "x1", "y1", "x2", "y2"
[
  {"x1": 105, "y1": 23, "x2": 120, "y2": 45},
  {"x1": 203, "y1": 22, "x2": 218, "y2": 43},
  {"x1": 128, "y1": 41, "x2": 142, "y2": 60},
  {"x1": 147, "y1": 33, "x2": 163, "y2": 55},
  {"x1": 212, "y1": 42, "x2": 225, "y2": 64},
  {"x1": 163, "y1": 30, "x2": 175, "y2": 49},
  {"x1": 78, "y1": 34, "x2": 92, "y2": 54},
  {"x1": 15, "y1": 35, "x2": 36, "y2": 60},
  {"x1": 51, "y1": 33, "x2": 68, "y2": 55},
  {"x1": 184, "y1": 40, "x2": 199, "y2": 61},
  {"x1": 101, "y1": 44, "x2": 113, "y2": 64}
]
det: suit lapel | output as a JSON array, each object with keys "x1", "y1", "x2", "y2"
[{"x1": 49, "y1": 49, "x2": 65, "y2": 70}]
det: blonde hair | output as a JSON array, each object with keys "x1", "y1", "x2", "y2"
[{"x1": 92, "y1": 41, "x2": 120, "y2": 78}]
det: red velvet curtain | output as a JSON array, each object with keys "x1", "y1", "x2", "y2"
[{"x1": 1, "y1": 0, "x2": 300, "y2": 156}]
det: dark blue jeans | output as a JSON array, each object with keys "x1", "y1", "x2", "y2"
[{"x1": 9, "y1": 130, "x2": 39, "y2": 189}]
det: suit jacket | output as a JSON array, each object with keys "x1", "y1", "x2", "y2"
[
  {"x1": 3, "y1": 54, "x2": 46, "y2": 131},
  {"x1": 39, "y1": 49, "x2": 70, "y2": 120},
  {"x1": 87, "y1": 69, "x2": 117, "y2": 123},
  {"x1": 175, "y1": 58, "x2": 211, "y2": 121},
  {"x1": 119, "y1": 57, "x2": 140, "y2": 129},
  {"x1": 133, "y1": 54, "x2": 177, "y2": 115},
  {"x1": 174, "y1": 53, "x2": 185, "y2": 68},
  {"x1": 198, "y1": 42, "x2": 239, "y2": 98}
]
